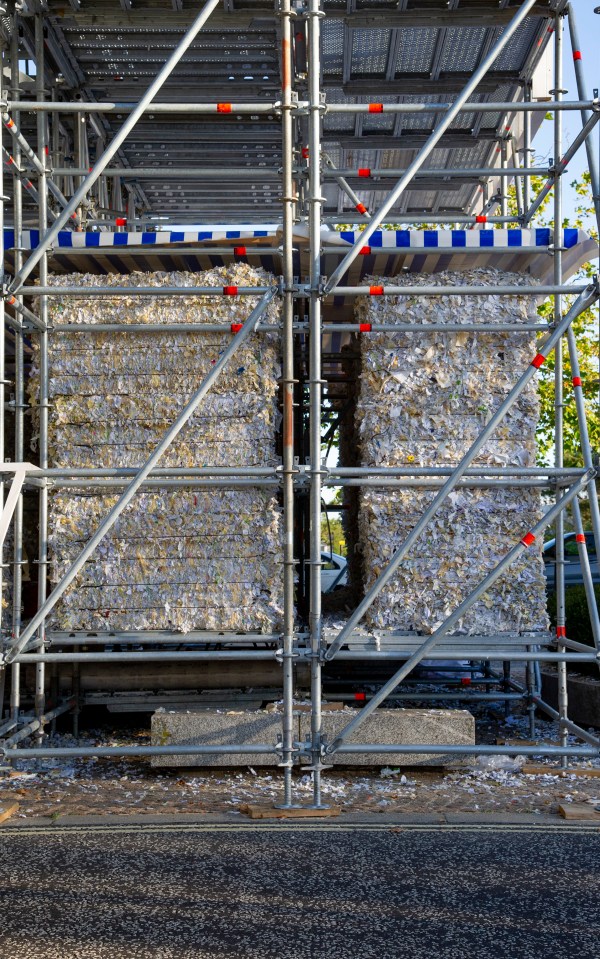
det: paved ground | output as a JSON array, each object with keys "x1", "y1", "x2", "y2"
[{"x1": 0, "y1": 818, "x2": 598, "y2": 958}]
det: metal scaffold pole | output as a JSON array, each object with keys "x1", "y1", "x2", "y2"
[
  {"x1": 279, "y1": 0, "x2": 297, "y2": 808},
  {"x1": 307, "y1": 0, "x2": 326, "y2": 808},
  {"x1": 552, "y1": 11, "x2": 568, "y2": 769},
  {"x1": 34, "y1": 12, "x2": 49, "y2": 745}
]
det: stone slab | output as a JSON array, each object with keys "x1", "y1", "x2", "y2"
[
  {"x1": 151, "y1": 707, "x2": 475, "y2": 767},
  {"x1": 151, "y1": 708, "x2": 284, "y2": 768},
  {"x1": 300, "y1": 708, "x2": 475, "y2": 766}
]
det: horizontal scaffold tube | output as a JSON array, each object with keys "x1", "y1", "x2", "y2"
[
  {"x1": 329, "y1": 284, "x2": 588, "y2": 297},
  {"x1": 1, "y1": 745, "x2": 279, "y2": 759},
  {"x1": 7, "y1": 98, "x2": 595, "y2": 114},
  {"x1": 14, "y1": 650, "x2": 281, "y2": 663},
  {"x1": 334, "y1": 744, "x2": 599, "y2": 757},
  {"x1": 23, "y1": 286, "x2": 275, "y2": 297}
]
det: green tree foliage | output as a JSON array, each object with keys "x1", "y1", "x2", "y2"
[{"x1": 526, "y1": 171, "x2": 599, "y2": 466}]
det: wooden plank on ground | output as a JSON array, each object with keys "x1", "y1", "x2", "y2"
[
  {"x1": 558, "y1": 803, "x2": 600, "y2": 821},
  {"x1": 239, "y1": 803, "x2": 340, "y2": 820},
  {"x1": 0, "y1": 802, "x2": 19, "y2": 824},
  {"x1": 522, "y1": 764, "x2": 600, "y2": 778}
]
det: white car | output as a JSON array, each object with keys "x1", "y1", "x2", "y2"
[{"x1": 321, "y1": 551, "x2": 348, "y2": 593}]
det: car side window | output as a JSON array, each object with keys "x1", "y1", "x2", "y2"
[
  {"x1": 322, "y1": 557, "x2": 337, "y2": 570},
  {"x1": 586, "y1": 535, "x2": 597, "y2": 556}
]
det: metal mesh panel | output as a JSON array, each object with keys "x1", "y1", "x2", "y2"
[
  {"x1": 439, "y1": 27, "x2": 488, "y2": 73},
  {"x1": 492, "y1": 18, "x2": 540, "y2": 70},
  {"x1": 322, "y1": 19, "x2": 345, "y2": 76},
  {"x1": 351, "y1": 28, "x2": 391, "y2": 75},
  {"x1": 394, "y1": 28, "x2": 437, "y2": 73}
]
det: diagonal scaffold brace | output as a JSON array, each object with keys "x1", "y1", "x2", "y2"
[
  {"x1": 325, "y1": 281, "x2": 600, "y2": 663},
  {"x1": 325, "y1": 472, "x2": 594, "y2": 757},
  {"x1": 322, "y1": 0, "x2": 539, "y2": 296},
  {"x1": 7, "y1": 0, "x2": 221, "y2": 296}
]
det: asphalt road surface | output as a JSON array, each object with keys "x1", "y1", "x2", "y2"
[{"x1": 1, "y1": 820, "x2": 599, "y2": 958}]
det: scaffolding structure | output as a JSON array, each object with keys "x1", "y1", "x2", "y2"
[{"x1": 0, "y1": 0, "x2": 599, "y2": 807}]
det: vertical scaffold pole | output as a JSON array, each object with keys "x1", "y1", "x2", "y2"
[
  {"x1": 279, "y1": 0, "x2": 297, "y2": 807},
  {"x1": 307, "y1": 0, "x2": 325, "y2": 807},
  {"x1": 34, "y1": 14, "x2": 48, "y2": 745},
  {"x1": 9, "y1": 8, "x2": 23, "y2": 730},
  {"x1": 0, "y1": 22, "x2": 5, "y2": 721},
  {"x1": 567, "y1": 5, "x2": 600, "y2": 235},
  {"x1": 552, "y1": 12, "x2": 568, "y2": 767}
]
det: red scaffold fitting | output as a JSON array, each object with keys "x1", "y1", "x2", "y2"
[
  {"x1": 6, "y1": 295, "x2": 16, "y2": 305},
  {"x1": 369, "y1": 285, "x2": 384, "y2": 296},
  {"x1": 359, "y1": 246, "x2": 371, "y2": 255},
  {"x1": 531, "y1": 353, "x2": 546, "y2": 369},
  {"x1": 475, "y1": 215, "x2": 487, "y2": 223},
  {"x1": 556, "y1": 626, "x2": 567, "y2": 638},
  {"x1": 576, "y1": 534, "x2": 586, "y2": 544},
  {"x1": 359, "y1": 322, "x2": 372, "y2": 332},
  {"x1": 572, "y1": 376, "x2": 582, "y2": 387},
  {"x1": 521, "y1": 531, "x2": 536, "y2": 547},
  {"x1": 5, "y1": 118, "x2": 14, "y2": 129},
  {"x1": 6, "y1": 154, "x2": 14, "y2": 165},
  {"x1": 573, "y1": 50, "x2": 582, "y2": 61},
  {"x1": 355, "y1": 202, "x2": 368, "y2": 215},
  {"x1": 233, "y1": 246, "x2": 247, "y2": 256},
  {"x1": 354, "y1": 692, "x2": 366, "y2": 702},
  {"x1": 301, "y1": 147, "x2": 309, "y2": 159},
  {"x1": 115, "y1": 217, "x2": 127, "y2": 226},
  {"x1": 231, "y1": 322, "x2": 243, "y2": 333},
  {"x1": 358, "y1": 168, "x2": 371, "y2": 178},
  {"x1": 461, "y1": 677, "x2": 471, "y2": 686},
  {"x1": 223, "y1": 286, "x2": 238, "y2": 296},
  {"x1": 368, "y1": 103, "x2": 384, "y2": 113},
  {"x1": 217, "y1": 103, "x2": 232, "y2": 113}
]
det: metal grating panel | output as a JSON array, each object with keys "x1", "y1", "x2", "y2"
[
  {"x1": 394, "y1": 28, "x2": 437, "y2": 73},
  {"x1": 439, "y1": 27, "x2": 488, "y2": 73},
  {"x1": 351, "y1": 28, "x2": 391, "y2": 75}
]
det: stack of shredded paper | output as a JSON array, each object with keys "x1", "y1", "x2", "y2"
[
  {"x1": 354, "y1": 268, "x2": 549, "y2": 635},
  {"x1": 32, "y1": 267, "x2": 283, "y2": 633}
]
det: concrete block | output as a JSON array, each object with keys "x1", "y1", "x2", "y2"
[
  {"x1": 151, "y1": 706, "x2": 475, "y2": 767},
  {"x1": 151, "y1": 708, "x2": 284, "y2": 768},
  {"x1": 300, "y1": 708, "x2": 475, "y2": 765}
]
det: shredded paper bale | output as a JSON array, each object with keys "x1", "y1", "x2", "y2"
[
  {"x1": 31, "y1": 266, "x2": 283, "y2": 633},
  {"x1": 354, "y1": 268, "x2": 550, "y2": 635}
]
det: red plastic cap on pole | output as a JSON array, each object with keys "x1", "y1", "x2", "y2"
[
  {"x1": 354, "y1": 692, "x2": 367, "y2": 702},
  {"x1": 223, "y1": 286, "x2": 238, "y2": 295},
  {"x1": 576, "y1": 534, "x2": 586, "y2": 544},
  {"x1": 368, "y1": 103, "x2": 384, "y2": 113},
  {"x1": 573, "y1": 50, "x2": 582, "y2": 61},
  {"x1": 521, "y1": 532, "x2": 536, "y2": 547},
  {"x1": 475, "y1": 215, "x2": 487, "y2": 223},
  {"x1": 531, "y1": 353, "x2": 546, "y2": 369},
  {"x1": 358, "y1": 168, "x2": 371, "y2": 178},
  {"x1": 556, "y1": 625, "x2": 567, "y2": 638},
  {"x1": 355, "y1": 202, "x2": 368, "y2": 215},
  {"x1": 572, "y1": 376, "x2": 582, "y2": 387},
  {"x1": 115, "y1": 217, "x2": 127, "y2": 227},
  {"x1": 359, "y1": 322, "x2": 372, "y2": 332},
  {"x1": 231, "y1": 322, "x2": 243, "y2": 333},
  {"x1": 369, "y1": 285, "x2": 384, "y2": 296},
  {"x1": 217, "y1": 103, "x2": 232, "y2": 113},
  {"x1": 359, "y1": 246, "x2": 371, "y2": 255},
  {"x1": 233, "y1": 246, "x2": 247, "y2": 256}
]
